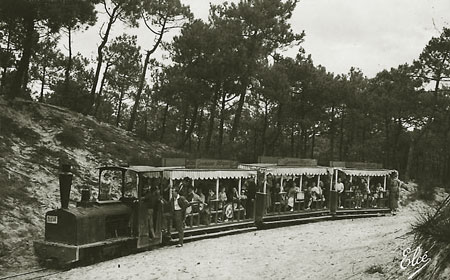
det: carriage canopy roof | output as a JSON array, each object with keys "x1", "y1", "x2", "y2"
[
  {"x1": 98, "y1": 166, "x2": 163, "y2": 177},
  {"x1": 336, "y1": 168, "x2": 397, "y2": 177},
  {"x1": 163, "y1": 168, "x2": 257, "y2": 180},
  {"x1": 238, "y1": 164, "x2": 331, "y2": 176}
]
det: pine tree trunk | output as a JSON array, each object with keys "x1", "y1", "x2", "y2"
[
  {"x1": 0, "y1": 29, "x2": 11, "y2": 94},
  {"x1": 229, "y1": 77, "x2": 249, "y2": 142},
  {"x1": 178, "y1": 105, "x2": 199, "y2": 149},
  {"x1": 310, "y1": 128, "x2": 315, "y2": 158},
  {"x1": 218, "y1": 90, "x2": 226, "y2": 157},
  {"x1": 290, "y1": 124, "x2": 295, "y2": 157},
  {"x1": 205, "y1": 89, "x2": 219, "y2": 153},
  {"x1": 405, "y1": 137, "x2": 415, "y2": 181},
  {"x1": 11, "y1": 15, "x2": 34, "y2": 99},
  {"x1": 262, "y1": 99, "x2": 268, "y2": 156},
  {"x1": 90, "y1": 4, "x2": 120, "y2": 109},
  {"x1": 329, "y1": 105, "x2": 335, "y2": 160},
  {"x1": 94, "y1": 62, "x2": 111, "y2": 117},
  {"x1": 338, "y1": 112, "x2": 345, "y2": 161},
  {"x1": 196, "y1": 108, "x2": 204, "y2": 154},
  {"x1": 128, "y1": 16, "x2": 168, "y2": 132},
  {"x1": 116, "y1": 90, "x2": 125, "y2": 127},
  {"x1": 159, "y1": 103, "x2": 169, "y2": 142},
  {"x1": 64, "y1": 26, "x2": 72, "y2": 89},
  {"x1": 39, "y1": 64, "x2": 46, "y2": 102}
]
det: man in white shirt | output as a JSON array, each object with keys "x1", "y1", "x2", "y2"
[{"x1": 334, "y1": 177, "x2": 345, "y2": 208}]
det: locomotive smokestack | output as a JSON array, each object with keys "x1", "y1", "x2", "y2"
[{"x1": 59, "y1": 164, "x2": 73, "y2": 209}]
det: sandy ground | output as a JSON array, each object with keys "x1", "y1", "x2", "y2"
[{"x1": 41, "y1": 202, "x2": 428, "y2": 280}]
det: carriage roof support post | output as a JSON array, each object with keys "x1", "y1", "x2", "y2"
[
  {"x1": 330, "y1": 171, "x2": 333, "y2": 190},
  {"x1": 317, "y1": 175, "x2": 320, "y2": 187},
  {"x1": 216, "y1": 178, "x2": 219, "y2": 200},
  {"x1": 263, "y1": 173, "x2": 267, "y2": 193},
  {"x1": 299, "y1": 175, "x2": 303, "y2": 191},
  {"x1": 238, "y1": 178, "x2": 242, "y2": 195},
  {"x1": 169, "y1": 178, "x2": 173, "y2": 199},
  {"x1": 383, "y1": 175, "x2": 387, "y2": 191},
  {"x1": 335, "y1": 169, "x2": 338, "y2": 185},
  {"x1": 280, "y1": 176, "x2": 284, "y2": 190},
  {"x1": 192, "y1": 179, "x2": 195, "y2": 187}
]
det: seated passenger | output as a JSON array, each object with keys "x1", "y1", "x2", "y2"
[
  {"x1": 305, "y1": 185, "x2": 313, "y2": 210},
  {"x1": 196, "y1": 188, "x2": 206, "y2": 211},
  {"x1": 376, "y1": 183, "x2": 384, "y2": 207},
  {"x1": 187, "y1": 186, "x2": 204, "y2": 213},
  {"x1": 370, "y1": 184, "x2": 377, "y2": 207},
  {"x1": 218, "y1": 187, "x2": 227, "y2": 209},
  {"x1": 354, "y1": 186, "x2": 363, "y2": 208},
  {"x1": 310, "y1": 182, "x2": 324, "y2": 209},
  {"x1": 287, "y1": 185, "x2": 296, "y2": 211}
]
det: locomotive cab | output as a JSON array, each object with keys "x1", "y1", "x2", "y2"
[{"x1": 34, "y1": 165, "x2": 164, "y2": 266}]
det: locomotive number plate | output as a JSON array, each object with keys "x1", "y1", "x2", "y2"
[{"x1": 46, "y1": 215, "x2": 58, "y2": 224}]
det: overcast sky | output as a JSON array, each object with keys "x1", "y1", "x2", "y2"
[{"x1": 71, "y1": 0, "x2": 450, "y2": 78}]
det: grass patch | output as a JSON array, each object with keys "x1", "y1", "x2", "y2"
[
  {"x1": 412, "y1": 196, "x2": 450, "y2": 278},
  {"x1": 91, "y1": 124, "x2": 118, "y2": 143},
  {"x1": 0, "y1": 115, "x2": 41, "y2": 144},
  {"x1": 55, "y1": 125, "x2": 85, "y2": 148},
  {"x1": 0, "y1": 170, "x2": 40, "y2": 211},
  {"x1": 29, "y1": 146, "x2": 81, "y2": 177},
  {"x1": 44, "y1": 113, "x2": 65, "y2": 128}
]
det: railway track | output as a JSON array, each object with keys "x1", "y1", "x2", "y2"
[{"x1": 0, "y1": 268, "x2": 62, "y2": 280}]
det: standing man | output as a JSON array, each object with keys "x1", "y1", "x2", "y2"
[
  {"x1": 390, "y1": 173, "x2": 402, "y2": 215},
  {"x1": 334, "y1": 177, "x2": 345, "y2": 208},
  {"x1": 170, "y1": 187, "x2": 190, "y2": 247}
]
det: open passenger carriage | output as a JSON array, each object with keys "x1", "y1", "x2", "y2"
[
  {"x1": 241, "y1": 158, "x2": 334, "y2": 228},
  {"x1": 331, "y1": 162, "x2": 397, "y2": 215},
  {"x1": 161, "y1": 159, "x2": 258, "y2": 240}
]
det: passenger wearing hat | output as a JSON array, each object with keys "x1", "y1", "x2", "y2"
[
  {"x1": 170, "y1": 187, "x2": 190, "y2": 247},
  {"x1": 178, "y1": 177, "x2": 191, "y2": 197}
]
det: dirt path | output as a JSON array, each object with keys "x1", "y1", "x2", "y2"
[{"x1": 44, "y1": 204, "x2": 423, "y2": 280}]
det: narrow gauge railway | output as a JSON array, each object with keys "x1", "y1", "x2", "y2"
[
  {"x1": 0, "y1": 268, "x2": 62, "y2": 280},
  {"x1": 33, "y1": 158, "x2": 398, "y2": 267}
]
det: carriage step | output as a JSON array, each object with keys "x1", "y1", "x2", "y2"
[
  {"x1": 333, "y1": 212, "x2": 388, "y2": 219},
  {"x1": 335, "y1": 208, "x2": 391, "y2": 216},
  {"x1": 169, "y1": 226, "x2": 257, "y2": 245},
  {"x1": 261, "y1": 215, "x2": 334, "y2": 229},
  {"x1": 170, "y1": 220, "x2": 254, "y2": 239}
]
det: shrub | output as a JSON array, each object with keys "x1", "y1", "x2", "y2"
[
  {"x1": 365, "y1": 264, "x2": 384, "y2": 274},
  {"x1": 0, "y1": 115, "x2": 40, "y2": 144},
  {"x1": 416, "y1": 177, "x2": 437, "y2": 202},
  {"x1": 55, "y1": 125, "x2": 84, "y2": 148}
]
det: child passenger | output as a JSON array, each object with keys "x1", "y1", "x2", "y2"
[{"x1": 354, "y1": 186, "x2": 363, "y2": 209}]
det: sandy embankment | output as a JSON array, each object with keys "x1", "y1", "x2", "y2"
[{"x1": 43, "y1": 201, "x2": 429, "y2": 280}]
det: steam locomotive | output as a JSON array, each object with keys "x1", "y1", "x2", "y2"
[{"x1": 34, "y1": 165, "x2": 164, "y2": 266}]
